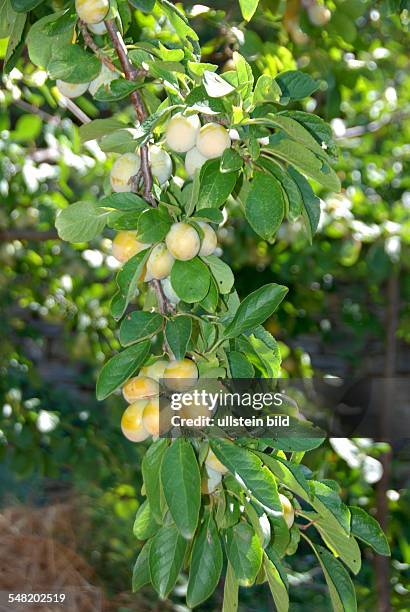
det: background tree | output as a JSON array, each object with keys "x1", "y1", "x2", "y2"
[{"x1": 0, "y1": 0, "x2": 409, "y2": 610}]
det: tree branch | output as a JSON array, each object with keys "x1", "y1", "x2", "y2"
[
  {"x1": 0, "y1": 229, "x2": 58, "y2": 241},
  {"x1": 57, "y1": 96, "x2": 92, "y2": 124},
  {"x1": 104, "y1": 18, "x2": 173, "y2": 317},
  {"x1": 336, "y1": 108, "x2": 410, "y2": 139},
  {"x1": 78, "y1": 20, "x2": 119, "y2": 74},
  {"x1": 14, "y1": 99, "x2": 59, "y2": 124}
]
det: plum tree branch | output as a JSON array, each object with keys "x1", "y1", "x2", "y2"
[
  {"x1": 0, "y1": 229, "x2": 58, "y2": 241},
  {"x1": 104, "y1": 19, "x2": 154, "y2": 204},
  {"x1": 57, "y1": 95, "x2": 91, "y2": 124},
  {"x1": 104, "y1": 18, "x2": 173, "y2": 319},
  {"x1": 78, "y1": 20, "x2": 119, "y2": 74},
  {"x1": 337, "y1": 108, "x2": 410, "y2": 139},
  {"x1": 14, "y1": 99, "x2": 58, "y2": 123}
]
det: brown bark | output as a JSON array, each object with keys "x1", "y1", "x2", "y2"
[
  {"x1": 0, "y1": 229, "x2": 58, "y2": 241},
  {"x1": 104, "y1": 18, "x2": 173, "y2": 316},
  {"x1": 374, "y1": 266, "x2": 399, "y2": 612},
  {"x1": 78, "y1": 20, "x2": 118, "y2": 73}
]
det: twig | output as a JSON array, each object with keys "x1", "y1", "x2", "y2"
[
  {"x1": 58, "y1": 96, "x2": 92, "y2": 124},
  {"x1": 78, "y1": 20, "x2": 119, "y2": 74},
  {"x1": 0, "y1": 229, "x2": 58, "y2": 241},
  {"x1": 374, "y1": 266, "x2": 399, "y2": 612},
  {"x1": 104, "y1": 18, "x2": 173, "y2": 317},
  {"x1": 104, "y1": 19, "x2": 146, "y2": 121},
  {"x1": 13, "y1": 98, "x2": 59, "y2": 124},
  {"x1": 104, "y1": 19, "x2": 154, "y2": 205},
  {"x1": 152, "y1": 278, "x2": 175, "y2": 315},
  {"x1": 298, "y1": 518, "x2": 318, "y2": 531},
  {"x1": 337, "y1": 108, "x2": 410, "y2": 140}
]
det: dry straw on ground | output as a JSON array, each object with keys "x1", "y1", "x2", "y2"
[{"x1": 0, "y1": 503, "x2": 105, "y2": 612}]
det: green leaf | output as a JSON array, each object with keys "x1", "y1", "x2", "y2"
[
  {"x1": 100, "y1": 128, "x2": 141, "y2": 154},
  {"x1": 245, "y1": 501, "x2": 271, "y2": 549},
  {"x1": 288, "y1": 167, "x2": 321, "y2": 241},
  {"x1": 160, "y1": 0, "x2": 199, "y2": 42},
  {"x1": 10, "y1": 0, "x2": 43, "y2": 12},
  {"x1": 268, "y1": 114, "x2": 329, "y2": 159},
  {"x1": 248, "y1": 137, "x2": 260, "y2": 161},
  {"x1": 79, "y1": 118, "x2": 127, "y2": 143},
  {"x1": 279, "y1": 110, "x2": 338, "y2": 158},
  {"x1": 199, "y1": 275, "x2": 219, "y2": 313},
  {"x1": 202, "y1": 254, "x2": 235, "y2": 294},
  {"x1": 148, "y1": 59, "x2": 185, "y2": 80},
  {"x1": 222, "y1": 562, "x2": 239, "y2": 612},
  {"x1": 191, "y1": 208, "x2": 224, "y2": 224},
  {"x1": 286, "y1": 525, "x2": 300, "y2": 556},
  {"x1": 4, "y1": 9, "x2": 26, "y2": 69},
  {"x1": 257, "y1": 157, "x2": 303, "y2": 221},
  {"x1": 226, "y1": 522, "x2": 263, "y2": 586},
  {"x1": 239, "y1": 0, "x2": 259, "y2": 21},
  {"x1": 197, "y1": 159, "x2": 238, "y2": 209},
  {"x1": 132, "y1": 540, "x2": 152, "y2": 592},
  {"x1": 350, "y1": 506, "x2": 390, "y2": 556},
  {"x1": 96, "y1": 341, "x2": 150, "y2": 400},
  {"x1": 267, "y1": 133, "x2": 340, "y2": 192},
  {"x1": 55, "y1": 201, "x2": 110, "y2": 243},
  {"x1": 248, "y1": 331, "x2": 281, "y2": 378},
  {"x1": 253, "y1": 74, "x2": 282, "y2": 105},
  {"x1": 107, "y1": 213, "x2": 142, "y2": 230},
  {"x1": 0, "y1": 0, "x2": 13, "y2": 37},
  {"x1": 233, "y1": 51, "x2": 254, "y2": 98},
  {"x1": 263, "y1": 550, "x2": 289, "y2": 612},
  {"x1": 271, "y1": 435, "x2": 325, "y2": 453},
  {"x1": 137, "y1": 208, "x2": 172, "y2": 243},
  {"x1": 161, "y1": 439, "x2": 201, "y2": 539},
  {"x1": 142, "y1": 439, "x2": 168, "y2": 524},
  {"x1": 111, "y1": 249, "x2": 150, "y2": 321},
  {"x1": 268, "y1": 514, "x2": 290, "y2": 558},
  {"x1": 186, "y1": 85, "x2": 225, "y2": 114},
  {"x1": 302, "y1": 511, "x2": 361, "y2": 574},
  {"x1": 221, "y1": 148, "x2": 243, "y2": 173},
  {"x1": 93, "y1": 79, "x2": 142, "y2": 102},
  {"x1": 184, "y1": 167, "x2": 201, "y2": 217},
  {"x1": 275, "y1": 71, "x2": 319, "y2": 102},
  {"x1": 26, "y1": 11, "x2": 71, "y2": 68},
  {"x1": 129, "y1": 0, "x2": 155, "y2": 12},
  {"x1": 158, "y1": 43, "x2": 185, "y2": 62},
  {"x1": 227, "y1": 351, "x2": 255, "y2": 378},
  {"x1": 187, "y1": 60, "x2": 218, "y2": 77},
  {"x1": 245, "y1": 172, "x2": 285, "y2": 240},
  {"x1": 48, "y1": 45, "x2": 100, "y2": 84},
  {"x1": 203, "y1": 70, "x2": 236, "y2": 98},
  {"x1": 171, "y1": 258, "x2": 211, "y2": 303},
  {"x1": 187, "y1": 514, "x2": 223, "y2": 607},
  {"x1": 10, "y1": 114, "x2": 42, "y2": 142},
  {"x1": 165, "y1": 316, "x2": 192, "y2": 360},
  {"x1": 224, "y1": 283, "x2": 288, "y2": 338},
  {"x1": 149, "y1": 524, "x2": 188, "y2": 599},
  {"x1": 45, "y1": 10, "x2": 77, "y2": 36},
  {"x1": 310, "y1": 480, "x2": 351, "y2": 535},
  {"x1": 210, "y1": 439, "x2": 283, "y2": 515},
  {"x1": 261, "y1": 457, "x2": 349, "y2": 538},
  {"x1": 304, "y1": 538, "x2": 357, "y2": 612},
  {"x1": 99, "y1": 192, "x2": 148, "y2": 212},
  {"x1": 133, "y1": 500, "x2": 160, "y2": 539},
  {"x1": 119, "y1": 311, "x2": 163, "y2": 346},
  {"x1": 254, "y1": 452, "x2": 311, "y2": 500}
]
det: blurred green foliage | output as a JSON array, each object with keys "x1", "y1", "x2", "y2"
[{"x1": 0, "y1": 0, "x2": 409, "y2": 609}]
